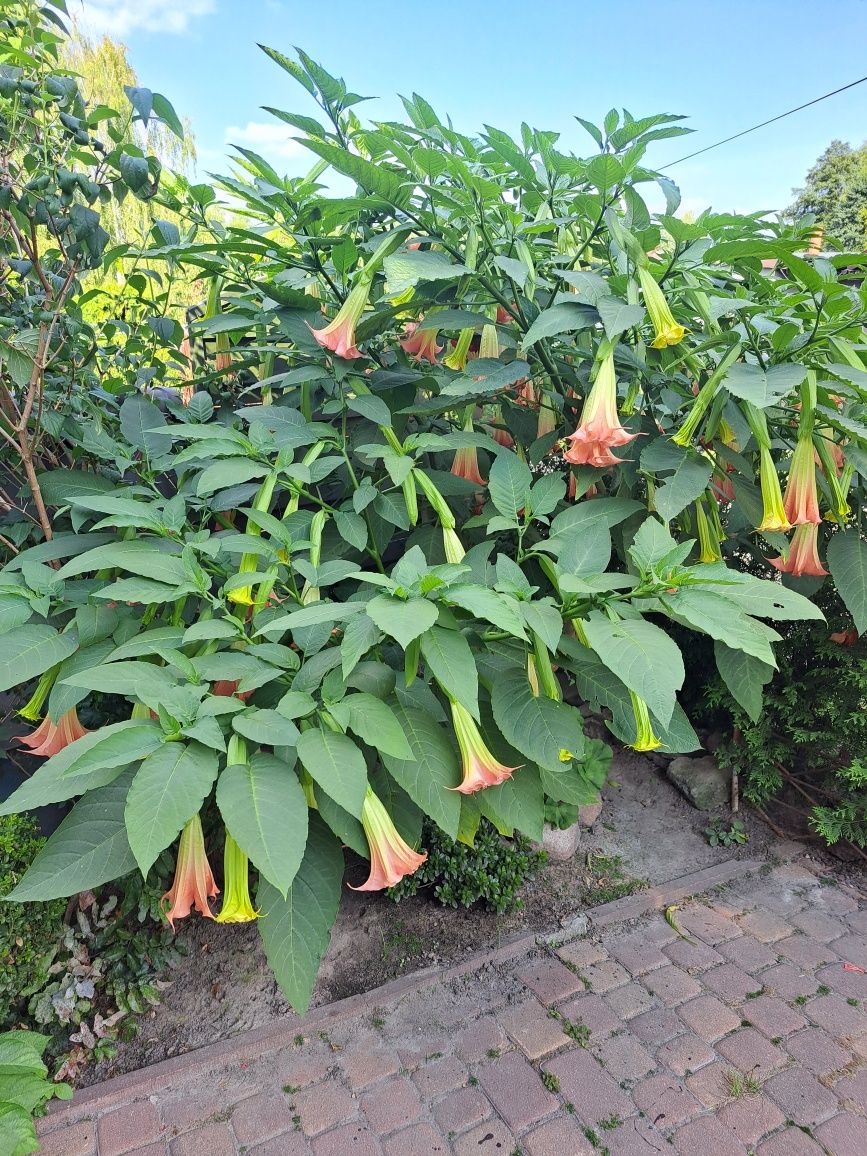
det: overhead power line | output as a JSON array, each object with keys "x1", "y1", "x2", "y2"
[{"x1": 661, "y1": 74, "x2": 867, "y2": 169}]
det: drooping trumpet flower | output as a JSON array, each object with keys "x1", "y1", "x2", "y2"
[
  {"x1": 17, "y1": 666, "x2": 57, "y2": 722},
  {"x1": 695, "y1": 498, "x2": 723, "y2": 564},
  {"x1": 18, "y1": 708, "x2": 89, "y2": 757},
  {"x1": 215, "y1": 832, "x2": 259, "y2": 923},
  {"x1": 451, "y1": 414, "x2": 486, "y2": 486},
  {"x1": 757, "y1": 447, "x2": 791, "y2": 533},
  {"x1": 442, "y1": 526, "x2": 466, "y2": 565},
  {"x1": 629, "y1": 691, "x2": 662, "y2": 753},
  {"x1": 449, "y1": 699, "x2": 518, "y2": 793},
  {"x1": 563, "y1": 348, "x2": 636, "y2": 467},
  {"x1": 162, "y1": 813, "x2": 219, "y2": 929},
  {"x1": 400, "y1": 321, "x2": 442, "y2": 364},
  {"x1": 308, "y1": 278, "x2": 371, "y2": 360},
  {"x1": 783, "y1": 435, "x2": 821, "y2": 526},
  {"x1": 444, "y1": 328, "x2": 474, "y2": 372},
  {"x1": 637, "y1": 266, "x2": 686, "y2": 349},
  {"x1": 769, "y1": 523, "x2": 828, "y2": 578},
  {"x1": 351, "y1": 787, "x2": 427, "y2": 890}
]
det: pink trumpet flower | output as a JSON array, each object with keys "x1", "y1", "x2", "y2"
[
  {"x1": 162, "y1": 813, "x2": 219, "y2": 929},
  {"x1": 563, "y1": 350, "x2": 636, "y2": 467},
  {"x1": 783, "y1": 436, "x2": 822, "y2": 526},
  {"x1": 351, "y1": 787, "x2": 427, "y2": 890},
  {"x1": 400, "y1": 321, "x2": 442, "y2": 364},
  {"x1": 19, "y1": 708, "x2": 89, "y2": 756},
  {"x1": 769, "y1": 523, "x2": 828, "y2": 578},
  {"x1": 449, "y1": 699, "x2": 519, "y2": 793},
  {"x1": 308, "y1": 279, "x2": 370, "y2": 360}
]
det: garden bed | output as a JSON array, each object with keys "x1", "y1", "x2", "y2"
[{"x1": 83, "y1": 748, "x2": 777, "y2": 1085}]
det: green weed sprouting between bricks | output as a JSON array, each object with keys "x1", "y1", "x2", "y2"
[{"x1": 0, "y1": 0, "x2": 863, "y2": 1054}]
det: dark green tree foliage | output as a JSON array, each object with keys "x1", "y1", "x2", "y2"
[{"x1": 790, "y1": 139, "x2": 867, "y2": 251}]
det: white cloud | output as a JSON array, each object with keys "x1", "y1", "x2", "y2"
[
  {"x1": 76, "y1": 0, "x2": 214, "y2": 37},
  {"x1": 224, "y1": 121, "x2": 307, "y2": 161}
]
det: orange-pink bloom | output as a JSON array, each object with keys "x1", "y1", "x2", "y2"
[
  {"x1": 563, "y1": 350, "x2": 636, "y2": 468},
  {"x1": 19, "y1": 708, "x2": 89, "y2": 756},
  {"x1": 449, "y1": 699, "x2": 518, "y2": 793},
  {"x1": 400, "y1": 321, "x2": 442, "y2": 364},
  {"x1": 351, "y1": 787, "x2": 427, "y2": 890},
  {"x1": 783, "y1": 436, "x2": 821, "y2": 525},
  {"x1": 308, "y1": 279, "x2": 370, "y2": 360},
  {"x1": 162, "y1": 813, "x2": 219, "y2": 929},
  {"x1": 769, "y1": 523, "x2": 828, "y2": 578}
]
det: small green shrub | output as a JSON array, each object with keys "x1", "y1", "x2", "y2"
[
  {"x1": 703, "y1": 818, "x2": 748, "y2": 848},
  {"x1": 0, "y1": 1030, "x2": 71, "y2": 1155},
  {"x1": 0, "y1": 816, "x2": 66, "y2": 1031},
  {"x1": 389, "y1": 819, "x2": 546, "y2": 914}
]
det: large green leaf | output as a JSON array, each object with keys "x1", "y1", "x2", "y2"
[
  {"x1": 119, "y1": 395, "x2": 171, "y2": 460},
  {"x1": 491, "y1": 670, "x2": 585, "y2": 771},
  {"x1": 47, "y1": 640, "x2": 115, "y2": 721},
  {"x1": 61, "y1": 661, "x2": 178, "y2": 705},
  {"x1": 827, "y1": 531, "x2": 867, "y2": 634},
  {"x1": 488, "y1": 451, "x2": 533, "y2": 520},
  {"x1": 365, "y1": 595, "x2": 437, "y2": 649},
  {"x1": 232, "y1": 708, "x2": 301, "y2": 747},
  {"x1": 722, "y1": 362, "x2": 807, "y2": 408},
  {"x1": 698, "y1": 565, "x2": 825, "y2": 622},
  {"x1": 383, "y1": 249, "x2": 469, "y2": 295},
  {"x1": 420, "y1": 626, "x2": 479, "y2": 719},
  {"x1": 49, "y1": 720, "x2": 162, "y2": 780},
  {"x1": 125, "y1": 743, "x2": 219, "y2": 877},
  {"x1": 381, "y1": 704, "x2": 461, "y2": 837},
  {"x1": 660, "y1": 588, "x2": 780, "y2": 666},
  {"x1": 476, "y1": 765, "x2": 544, "y2": 840},
  {"x1": 196, "y1": 458, "x2": 270, "y2": 497},
  {"x1": 713, "y1": 641, "x2": 773, "y2": 723},
  {"x1": 295, "y1": 728, "x2": 368, "y2": 817},
  {"x1": 0, "y1": 1100, "x2": 39, "y2": 1151},
  {"x1": 56, "y1": 541, "x2": 186, "y2": 585},
  {"x1": 520, "y1": 302, "x2": 596, "y2": 349},
  {"x1": 257, "y1": 815, "x2": 343, "y2": 1013},
  {"x1": 301, "y1": 137, "x2": 407, "y2": 205},
  {"x1": 217, "y1": 754, "x2": 308, "y2": 895},
  {"x1": 344, "y1": 693, "x2": 413, "y2": 759},
  {"x1": 641, "y1": 444, "x2": 713, "y2": 523},
  {"x1": 7, "y1": 770, "x2": 137, "y2": 901},
  {"x1": 0, "y1": 626, "x2": 77, "y2": 693},
  {"x1": 596, "y1": 295, "x2": 646, "y2": 340},
  {"x1": 582, "y1": 617, "x2": 684, "y2": 726},
  {"x1": 444, "y1": 585, "x2": 528, "y2": 640}
]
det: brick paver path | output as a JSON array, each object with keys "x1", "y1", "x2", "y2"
[{"x1": 39, "y1": 859, "x2": 867, "y2": 1155}]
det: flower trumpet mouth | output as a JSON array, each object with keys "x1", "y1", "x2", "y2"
[
  {"x1": 162, "y1": 813, "x2": 219, "y2": 929},
  {"x1": 768, "y1": 522, "x2": 828, "y2": 578},
  {"x1": 638, "y1": 266, "x2": 687, "y2": 348},
  {"x1": 215, "y1": 832, "x2": 259, "y2": 923},
  {"x1": 563, "y1": 348, "x2": 637, "y2": 468},
  {"x1": 307, "y1": 278, "x2": 371, "y2": 360},
  {"x1": 449, "y1": 699, "x2": 519, "y2": 793},
  {"x1": 351, "y1": 787, "x2": 427, "y2": 891},
  {"x1": 18, "y1": 707, "x2": 89, "y2": 756},
  {"x1": 629, "y1": 692, "x2": 662, "y2": 753}
]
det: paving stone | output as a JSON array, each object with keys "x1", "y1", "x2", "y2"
[
  {"x1": 608, "y1": 929, "x2": 671, "y2": 975},
  {"x1": 245, "y1": 1132, "x2": 308, "y2": 1156},
  {"x1": 807, "y1": 992, "x2": 867, "y2": 1037},
  {"x1": 119, "y1": 1145, "x2": 165, "y2": 1156},
  {"x1": 478, "y1": 1051, "x2": 558, "y2": 1131},
  {"x1": 717, "y1": 935, "x2": 779, "y2": 973},
  {"x1": 844, "y1": 908, "x2": 867, "y2": 934},
  {"x1": 523, "y1": 1116, "x2": 595, "y2": 1155},
  {"x1": 593, "y1": 1030, "x2": 656, "y2": 1081},
  {"x1": 598, "y1": 1115, "x2": 681, "y2": 1154},
  {"x1": 739, "y1": 993, "x2": 806, "y2": 1039},
  {"x1": 657, "y1": 1032, "x2": 715, "y2": 1077},
  {"x1": 498, "y1": 997, "x2": 569, "y2": 1059},
  {"x1": 673, "y1": 1114, "x2": 747, "y2": 1155},
  {"x1": 170, "y1": 1122, "x2": 235, "y2": 1156},
  {"x1": 99, "y1": 1101, "x2": 166, "y2": 1156},
  {"x1": 517, "y1": 955, "x2": 584, "y2": 1003},
  {"x1": 642, "y1": 965, "x2": 703, "y2": 1007},
  {"x1": 684, "y1": 1061, "x2": 734, "y2": 1109},
  {"x1": 677, "y1": 995, "x2": 742, "y2": 1041},
  {"x1": 664, "y1": 937, "x2": 724, "y2": 972},
  {"x1": 764, "y1": 1066, "x2": 839, "y2": 1126},
  {"x1": 431, "y1": 1087, "x2": 491, "y2": 1134},
  {"x1": 36, "y1": 1121, "x2": 96, "y2": 1156},
  {"x1": 544, "y1": 1048, "x2": 633, "y2": 1126},
  {"x1": 677, "y1": 903, "x2": 742, "y2": 945},
  {"x1": 832, "y1": 934, "x2": 867, "y2": 969},
  {"x1": 160, "y1": 1090, "x2": 234, "y2": 1135},
  {"x1": 578, "y1": 959, "x2": 630, "y2": 994},
  {"x1": 230, "y1": 1093, "x2": 297, "y2": 1144},
  {"x1": 313, "y1": 1121, "x2": 380, "y2": 1156},
  {"x1": 702, "y1": 963, "x2": 761, "y2": 1003},
  {"x1": 361, "y1": 1078, "x2": 423, "y2": 1134},
  {"x1": 275, "y1": 1046, "x2": 336, "y2": 1089},
  {"x1": 603, "y1": 982, "x2": 656, "y2": 1021},
  {"x1": 832, "y1": 1066, "x2": 867, "y2": 1106},
  {"x1": 556, "y1": 992, "x2": 621, "y2": 1039},
  {"x1": 717, "y1": 1093, "x2": 786, "y2": 1147},
  {"x1": 760, "y1": 963, "x2": 819, "y2": 1001},
  {"x1": 815, "y1": 1111, "x2": 867, "y2": 1155},
  {"x1": 633, "y1": 1073, "x2": 703, "y2": 1128},
  {"x1": 814, "y1": 960, "x2": 867, "y2": 1000},
  {"x1": 776, "y1": 934, "x2": 839, "y2": 970},
  {"x1": 455, "y1": 1015, "x2": 508, "y2": 1063},
  {"x1": 716, "y1": 1027, "x2": 788, "y2": 1080},
  {"x1": 409, "y1": 1055, "x2": 467, "y2": 1099},
  {"x1": 785, "y1": 1026, "x2": 851, "y2": 1075},
  {"x1": 451, "y1": 1118, "x2": 514, "y2": 1154},
  {"x1": 815, "y1": 888, "x2": 860, "y2": 916},
  {"x1": 756, "y1": 1126, "x2": 825, "y2": 1155},
  {"x1": 294, "y1": 1082, "x2": 357, "y2": 1136},
  {"x1": 771, "y1": 863, "x2": 819, "y2": 885},
  {"x1": 556, "y1": 939, "x2": 609, "y2": 968},
  {"x1": 630, "y1": 1006, "x2": 682, "y2": 1046},
  {"x1": 382, "y1": 1122, "x2": 448, "y2": 1155},
  {"x1": 737, "y1": 910, "x2": 793, "y2": 943},
  {"x1": 791, "y1": 911, "x2": 849, "y2": 942},
  {"x1": 340, "y1": 1044, "x2": 401, "y2": 1091}
]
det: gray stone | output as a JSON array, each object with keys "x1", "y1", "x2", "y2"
[
  {"x1": 578, "y1": 801, "x2": 602, "y2": 827},
  {"x1": 539, "y1": 821, "x2": 581, "y2": 860},
  {"x1": 666, "y1": 755, "x2": 729, "y2": 811}
]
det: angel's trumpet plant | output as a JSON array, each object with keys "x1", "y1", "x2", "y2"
[
  {"x1": 162, "y1": 813, "x2": 219, "y2": 929},
  {"x1": 351, "y1": 787, "x2": 427, "y2": 890},
  {"x1": 18, "y1": 707, "x2": 89, "y2": 756},
  {"x1": 215, "y1": 832, "x2": 259, "y2": 923},
  {"x1": 449, "y1": 698, "x2": 519, "y2": 793},
  {"x1": 563, "y1": 346, "x2": 636, "y2": 467},
  {"x1": 629, "y1": 692, "x2": 662, "y2": 753},
  {"x1": 769, "y1": 523, "x2": 828, "y2": 578},
  {"x1": 783, "y1": 434, "x2": 821, "y2": 526},
  {"x1": 637, "y1": 265, "x2": 687, "y2": 348}
]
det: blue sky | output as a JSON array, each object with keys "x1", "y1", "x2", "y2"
[{"x1": 78, "y1": 0, "x2": 867, "y2": 217}]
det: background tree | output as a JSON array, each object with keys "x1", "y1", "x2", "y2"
[{"x1": 789, "y1": 139, "x2": 867, "y2": 251}]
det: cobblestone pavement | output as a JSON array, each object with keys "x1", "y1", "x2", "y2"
[{"x1": 39, "y1": 859, "x2": 867, "y2": 1155}]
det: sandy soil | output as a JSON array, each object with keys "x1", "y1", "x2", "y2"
[{"x1": 84, "y1": 750, "x2": 785, "y2": 1085}]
